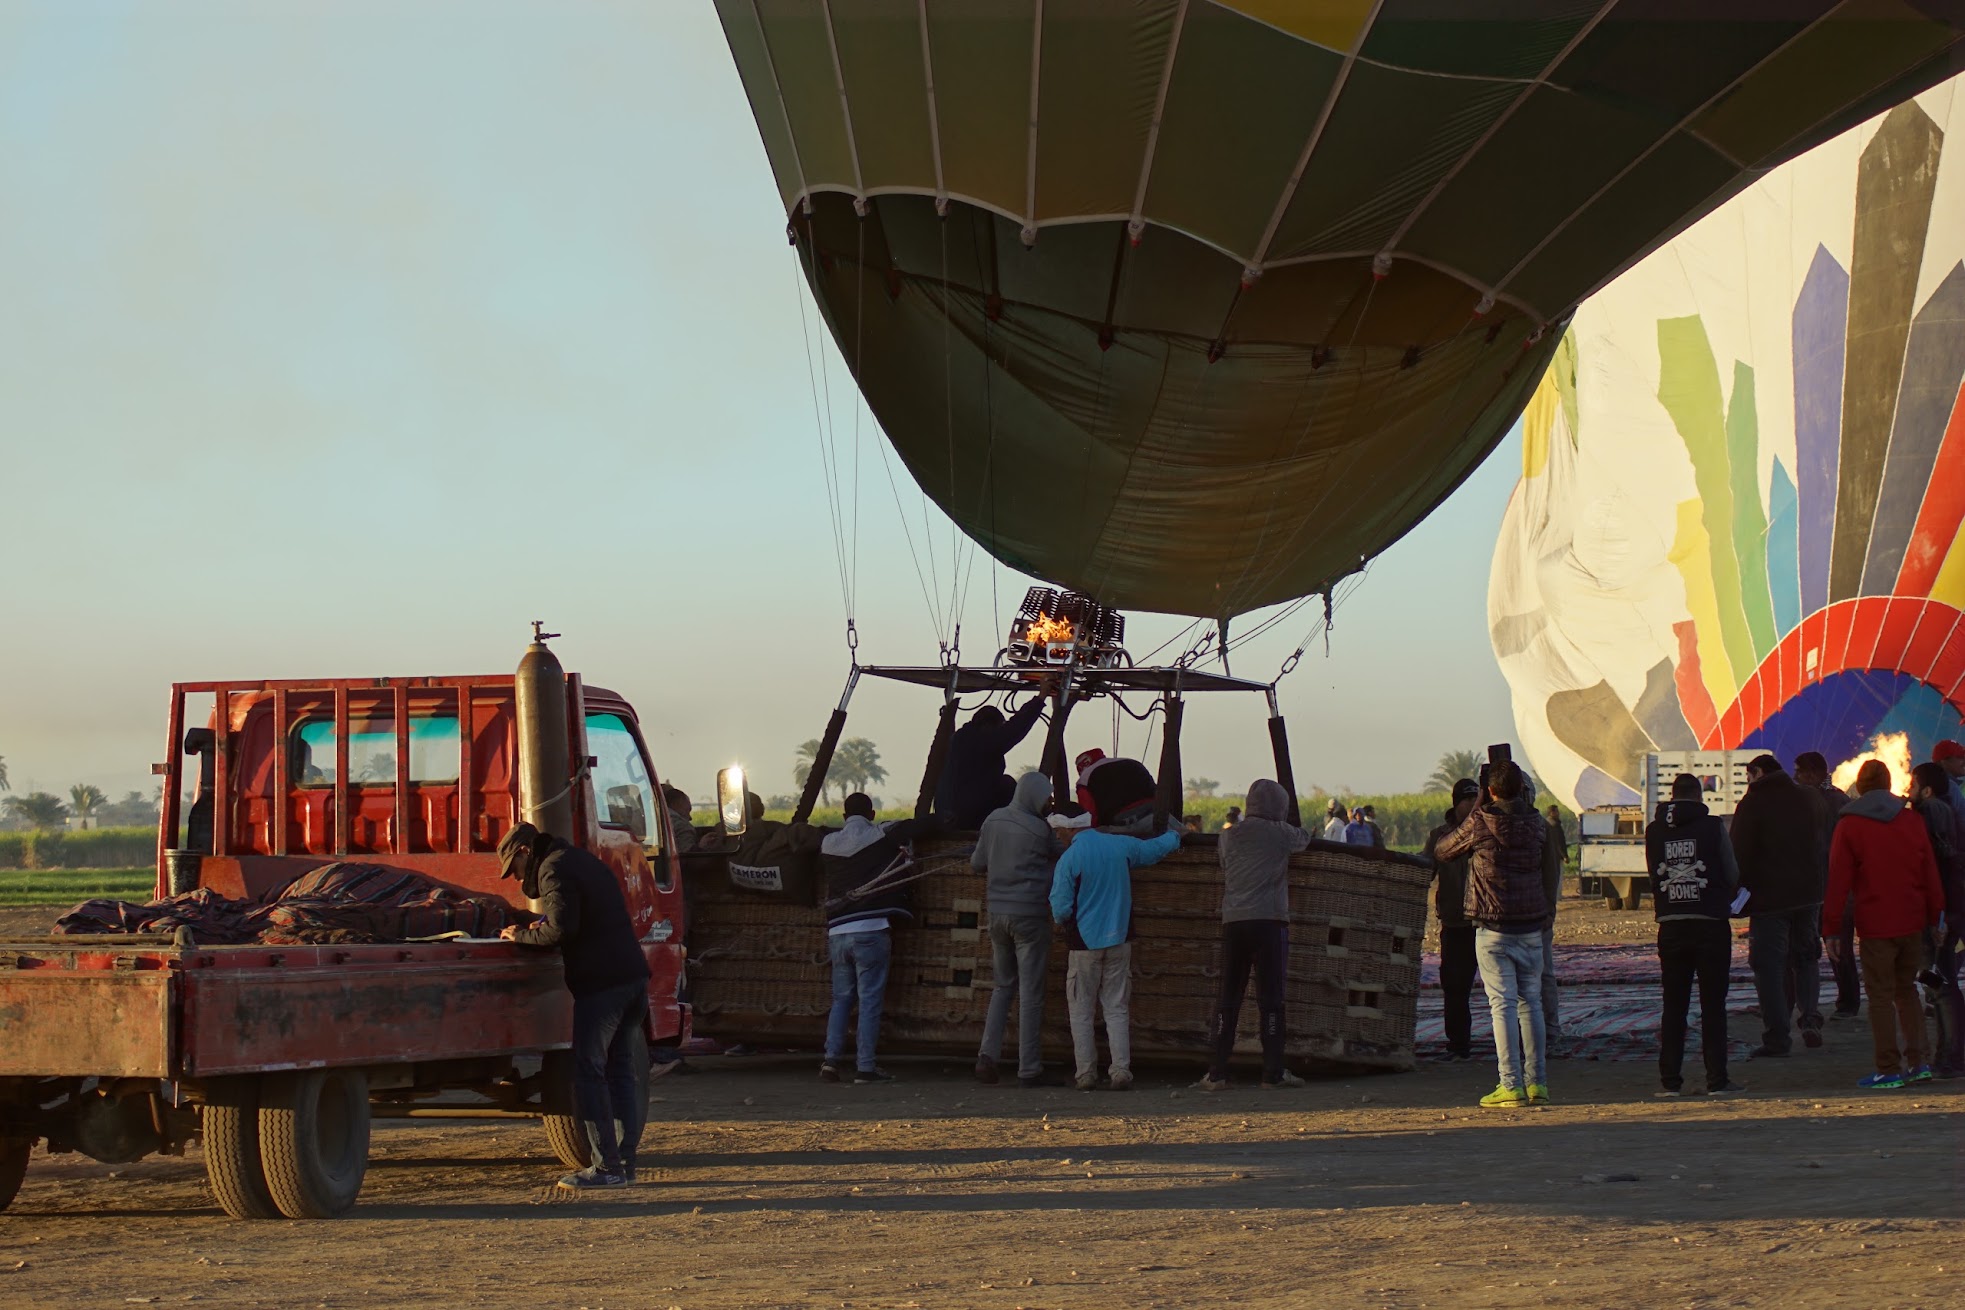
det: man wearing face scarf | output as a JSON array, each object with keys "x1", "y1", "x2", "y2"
[{"x1": 497, "y1": 821, "x2": 650, "y2": 1189}]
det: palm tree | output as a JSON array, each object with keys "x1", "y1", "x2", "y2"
[
  {"x1": 69, "y1": 784, "x2": 107, "y2": 830},
  {"x1": 3, "y1": 792, "x2": 70, "y2": 831},
  {"x1": 0, "y1": 753, "x2": 10, "y2": 792},
  {"x1": 793, "y1": 738, "x2": 835, "y2": 805},
  {"x1": 1185, "y1": 776, "x2": 1220, "y2": 798},
  {"x1": 1425, "y1": 749, "x2": 1483, "y2": 794},
  {"x1": 833, "y1": 738, "x2": 888, "y2": 797}
]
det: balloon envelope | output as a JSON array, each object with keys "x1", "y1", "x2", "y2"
[
  {"x1": 1490, "y1": 72, "x2": 1965, "y2": 810},
  {"x1": 720, "y1": 1, "x2": 1965, "y2": 618}
]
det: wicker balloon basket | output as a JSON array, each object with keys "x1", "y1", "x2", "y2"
[{"x1": 682, "y1": 833, "x2": 1432, "y2": 1075}]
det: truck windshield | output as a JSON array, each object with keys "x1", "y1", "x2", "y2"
[
  {"x1": 293, "y1": 718, "x2": 461, "y2": 786},
  {"x1": 587, "y1": 713, "x2": 658, "y2": 847}
]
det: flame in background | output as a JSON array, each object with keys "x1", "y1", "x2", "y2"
[
  {"x1": 1831, "y1": 731, "x2": 1913, "y2": 795},
  {"x1": 1025, "y1": 613, "x2": 1074, "y2": 644}
]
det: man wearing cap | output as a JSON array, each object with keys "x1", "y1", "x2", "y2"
[
  {"x1": 1795, "y1": 750, "x2": 1858, "y2": 1018},
  {"x1": 1422, "y1": 779, "x2": 1482, "y2": 1060},
  {"x1": 498, "y1": 822, "x2": 651, "y2": 1189},
  {"x1": 1730, "y1": 754, "x2": 1828, "y2": 1058},
  {"x1": 1934, "y1": 740, "x2": 1965, "y2": 831}
]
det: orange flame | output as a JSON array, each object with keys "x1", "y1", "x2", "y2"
[
  {"x1": 1832, "y1": 731, "x2": 1913, "y2": 796},
  {"x1": 1025, "y1": 613, "x2": 1074, "y2": 645}
]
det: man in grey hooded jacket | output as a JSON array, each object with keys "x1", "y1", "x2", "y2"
[
  {"x1": 1196, "y1": 779, "x2": 1310, "y2": 1090},
  {"x1": 973, "y1": 772, "x2": 1063, "y2": 1086}
]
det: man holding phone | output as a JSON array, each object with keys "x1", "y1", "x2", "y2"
[{"x1": 1434, "y1": 748, "x2": 1553, "y2": 1107}]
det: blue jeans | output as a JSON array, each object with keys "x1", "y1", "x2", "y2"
[
  {"x1": 1540, "y1": 925, "x2": 1560, "y2": 1034},
  {"x1": 826, "y1": 928, "x2": 892, "y2": 1072},
  {"x1": 1475, "y1": 927, "x2": 1546, "y2": 1089}
]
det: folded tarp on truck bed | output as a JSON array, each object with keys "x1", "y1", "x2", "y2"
[{"x1": 53, "y1": 862, "x2": 527, "y2": 945}]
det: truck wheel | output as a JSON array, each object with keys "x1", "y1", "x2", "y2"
[
  {"x1": 202, "y1": 1078, "x2": 280, "y2": 1220},
  {"x1": 0, "y1": 1137, "x2": 30, "y2": 1213},
  {"x1": 259, "y1": 1069, "x2": 370, "y2": 1219},
  {"x1": 539, "y1": 1049, "x2": 590, "y2": 1168},
  {"x1": 540, "y1": 1028, "x2": 650, "y2": 1170},
  {"x1": 542, "y1": 1112, "x2": 591, "y2": 1169}
]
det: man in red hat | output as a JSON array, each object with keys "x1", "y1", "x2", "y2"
[
  {"x1": 1934, "y1": 740, "x2": 1965, "y2": 831},
  {"x1": 1075, "y1": 748, "x2": 1111, "y2": 823}
]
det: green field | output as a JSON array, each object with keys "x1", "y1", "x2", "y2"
[{"x1": 0, "y1": 867, "x2": 153, "y2": 906}]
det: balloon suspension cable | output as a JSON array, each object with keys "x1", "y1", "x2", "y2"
[{"x1": 791, "y1": 237, "x2": 853, "y2": 632}]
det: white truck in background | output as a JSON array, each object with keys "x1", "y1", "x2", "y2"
[{"x1": 1578, "y1": 751, "x2": 1755, "y2": 909}]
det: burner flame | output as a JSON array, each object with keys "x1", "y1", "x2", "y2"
[
  {"x1": 1831, "y1": 731, "x2": 1912, "y2": 796},
  {"x1": 1025, "y1": 613, "x2": 1074, "y2": 645}
]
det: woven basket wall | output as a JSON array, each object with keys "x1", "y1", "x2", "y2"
[{"x1": 683, "y1": 834, "x2": 1430, "y2": 1074}]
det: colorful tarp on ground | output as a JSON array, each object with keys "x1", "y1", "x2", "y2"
[
  {"x1": 1491, "y1": 74, "x2": 1965, "y2": 810},
  {"x1": 720, "y1": 3, "x2": 1965, "y2": 618}
]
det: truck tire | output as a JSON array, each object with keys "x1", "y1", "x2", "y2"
[
  {"x1": 201, "y1": 1079, "x2": 280, "y2": 1220},
  {"x1": 539, "y1": 1049, "x2": 589, "y2": 1168},
  {"x1": 540, "y1": 1027, "x2": 650, "y2": 1170},
  {"x1": 542, "y1": 1111, "x2": 591, "y2": 1170},
  {"x1": 0, "y1": 1137, "x2": 30, "y2": 1213},
  {"x1": 259, "y1": 1069, "x2": 370, "y2": 1219}
]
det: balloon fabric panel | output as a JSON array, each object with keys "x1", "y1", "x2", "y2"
[{"x1": 1489, "y1": 75, "x2": 1965, "y2": 810}]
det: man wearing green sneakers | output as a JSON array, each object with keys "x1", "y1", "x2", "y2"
[{"x1": 1434, "y1": 761, "x2": 1551, "y2": 1107}]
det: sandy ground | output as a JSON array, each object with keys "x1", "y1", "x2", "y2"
[{"x1": 5, "y1": 898, "x2": 1962, "y2": 1309}]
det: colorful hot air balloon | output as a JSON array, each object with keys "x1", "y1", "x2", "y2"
[
  {"x1": 1491, "y1": 73, "x2": 1965, "y2": 810},
  {"x1": 718, "y1": 2, "x2": 1965, "y2": 618}
]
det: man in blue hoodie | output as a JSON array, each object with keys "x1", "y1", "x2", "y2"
[
  {"x1": 973, "y1": 772, "x2": 1063, "y2": 1087},
  {"x1": 1050, "y1": 809, "x2": 1182, "y2": 1091}
]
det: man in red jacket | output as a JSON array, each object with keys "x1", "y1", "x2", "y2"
[{"x1": 1824, "y1": 761, "x2": 1946, "y2": 1089}]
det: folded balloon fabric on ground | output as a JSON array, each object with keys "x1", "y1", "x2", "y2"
[{"x1": 52, "y1": 863, "x2": 525, "y2": 945}]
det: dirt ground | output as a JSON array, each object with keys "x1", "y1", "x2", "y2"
[{"x1": 4, "y1": 898, "x2": 1962, "y2": 1309}]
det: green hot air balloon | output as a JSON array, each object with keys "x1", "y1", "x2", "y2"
[{"x1": 717, "y1": 1, "x2": 1965, "y2": 620}]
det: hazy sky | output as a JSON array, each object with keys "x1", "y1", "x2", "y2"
[{"x1": 0, "y1": 0, "x2": 1521, "y2": 807}]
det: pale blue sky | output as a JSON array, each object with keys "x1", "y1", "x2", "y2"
[{"x1": 0, "y1": 0, "x2": 1520, "y2": 806}]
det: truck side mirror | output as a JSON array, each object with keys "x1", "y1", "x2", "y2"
[{"x1": 717, "y1": 766, "x2": 748, "y2": 836}]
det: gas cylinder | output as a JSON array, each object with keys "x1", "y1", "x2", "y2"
[{"x1": 515, "y1": 623, "x2": 574, "y2": 850}]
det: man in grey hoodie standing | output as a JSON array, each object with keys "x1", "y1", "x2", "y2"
[
  {"x1": 973, "y1": 772, "x2": 1062, "y2": 1087},
  {"x1": 1195, "y1": 779, "x2": 1310, "y2": 1089}
]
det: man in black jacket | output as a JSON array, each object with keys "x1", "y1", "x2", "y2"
[
  {"x1": 1422, "y1": 779, "x2": 1481, "y2": 1060},
  {"x1": 498, "y1": 822, "x2": 650, "y2": 1189},
  {"x1": 1647, "y1": 774, "x2": 1743, "y2": 1095},
  {"x1": 1731, "y1": 754, "x2": 1827, "y2": 1057},
  {"x1": 1795, "y1": 750, "x2": 1858, "y2": 1017},
  {"x1": 935, "y1": 700, "x2": 1046, "y2": 828},
  {"x1": 820, "y1": 794, "x2": 941, "y2": 1083}
]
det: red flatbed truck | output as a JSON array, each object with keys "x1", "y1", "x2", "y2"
[{"x1": 0, "y1": 636, "x2": 697, "y2": 1218}]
